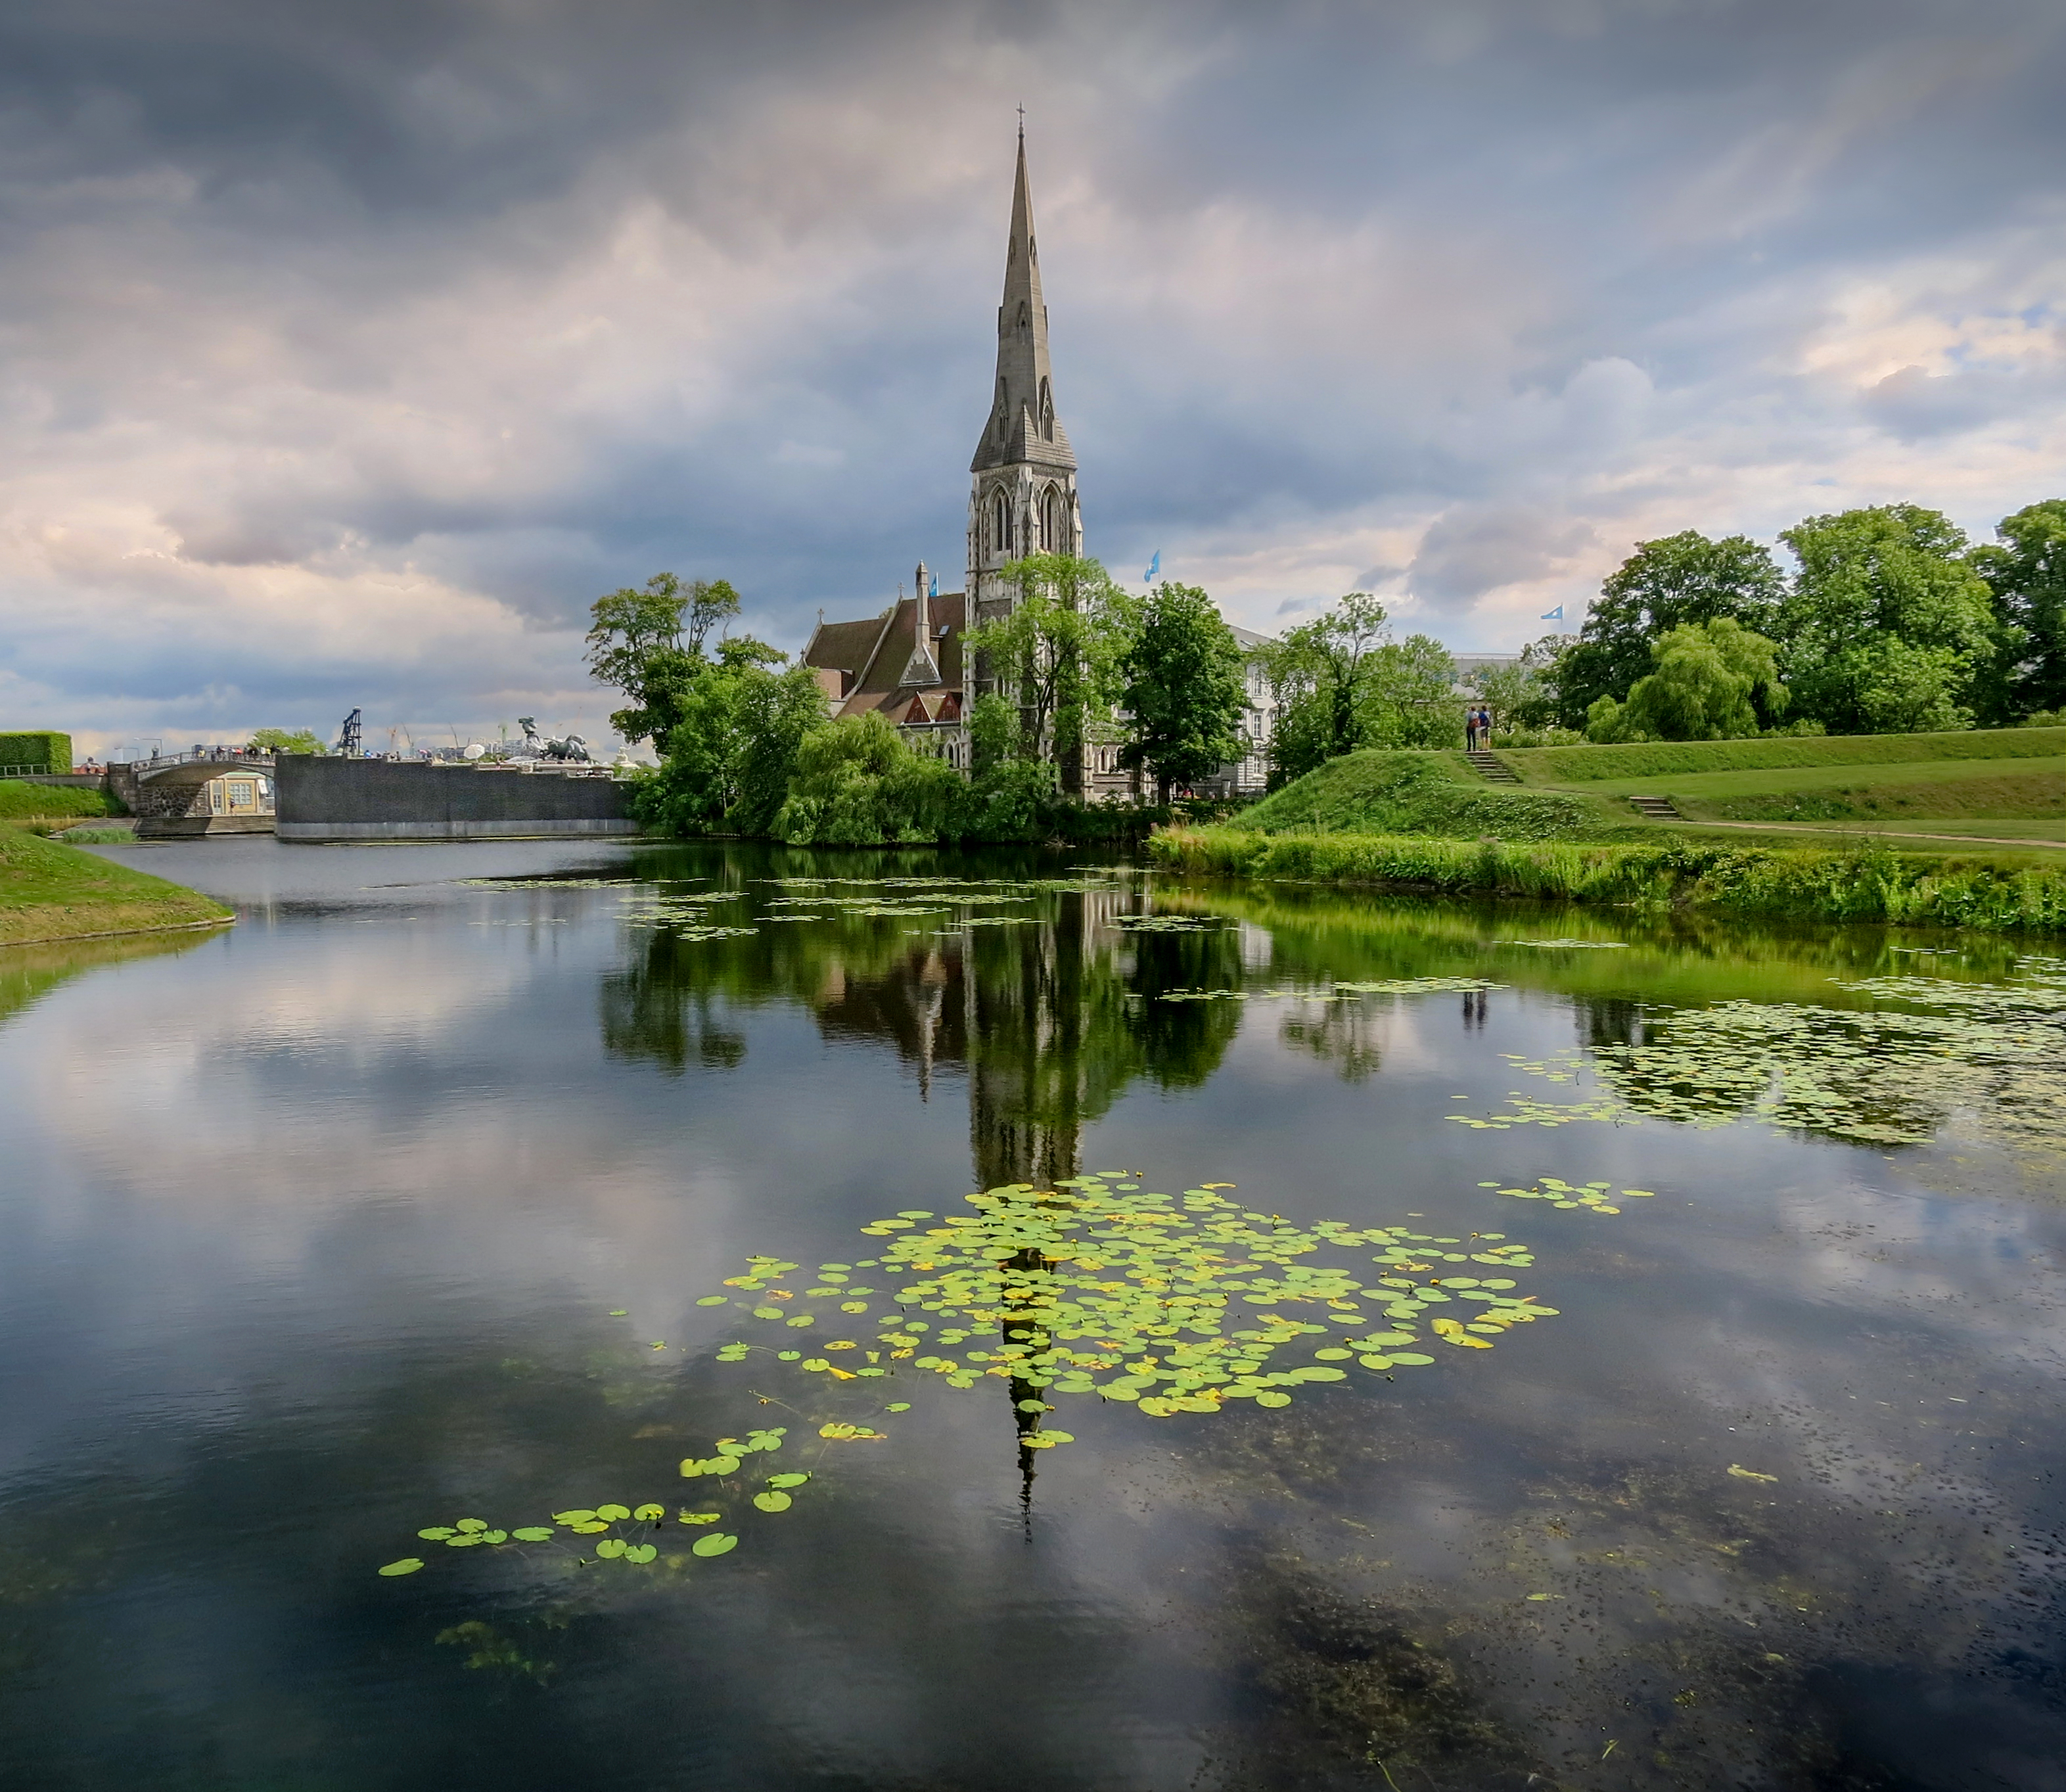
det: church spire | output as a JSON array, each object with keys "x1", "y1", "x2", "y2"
[{"x1": 971, "y1": 129, "x2": 1074, "y2": 474}]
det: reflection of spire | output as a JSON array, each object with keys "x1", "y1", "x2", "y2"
[{"x1": 916, "y1": 976, "x2": 944, "y2": 1103}]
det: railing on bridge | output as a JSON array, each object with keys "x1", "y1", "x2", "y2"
[{"x1": 111, "y1": 748, "x2": 276, "y2": 775}]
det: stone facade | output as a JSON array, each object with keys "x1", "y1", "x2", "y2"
[{"x1": 806, "y1": 130, "x2": 1119, "y2": 790}]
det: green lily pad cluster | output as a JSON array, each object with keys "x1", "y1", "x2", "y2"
[
  {"x1": 1492, "y1": 938, "x2": 1630, "y2": 950},
  {"x1": 698, "y1": 1177, "x2": 1558, "y2": 1417},
  {"x1": 1159, "y1": 977, "x2": 1505, "y2": 1003},
  {"x1": 1475, "y1": 963, "x2": 2066, "y2": 1156},
  {"x1": 1476, "y1": 1178, "x2": 1656, "y2": 1214}
]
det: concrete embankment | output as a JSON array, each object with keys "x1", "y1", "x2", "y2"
[{"x1": 275, "y1": 757, "x2": 639, "y2": 842}]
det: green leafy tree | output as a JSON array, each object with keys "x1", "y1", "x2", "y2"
[
  {"x1": 1972, "y1": 499, "x2": 2066, "y2": 721},
  {"x1": 585, "y1": 573, "x2": 743, "y2": 745},
  {"x1": 1777, "y1": 505, "x2": 1998, "y2": 735},
  {"x1": 1465, "y1": 638, "x2": 1561, "y2": 737},
  {"x1": 1556, "y1": 532, "x2": 1785, "y2": 725},
  {"x1": 1262, "y1": 594, "x2": 1458, "y2": 786},
  {"x1": 1584, "y1": 618, "x2": 1787, "y2": 742},
  {"x1": 965, "y1": 555, "x2": 1131, "y2": 793},
  {"x1": 772, "y1": 712, "x2": 966, "y2": 845},
  {"x1": 1116, "y1": 583, "x2": 1248, "y2": 802},
  {"x1": 633, "y1": 640, "x2": 822, "y2": 836},
  {"x1": 248, "y1": 727, "x2": 323, "y2": 754}
]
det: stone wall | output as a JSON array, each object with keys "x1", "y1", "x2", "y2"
[{"x1": 276, "y1": 757, "x2": 637, "y2": 841}]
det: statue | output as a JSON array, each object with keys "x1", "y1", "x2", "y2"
[{"x1": 515, "y1": 717, "x2": 593, "y2": 763}]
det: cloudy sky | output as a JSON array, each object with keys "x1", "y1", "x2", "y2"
[{"x1": 4, "y1": 0, "x2": 2063, "y2": 755}]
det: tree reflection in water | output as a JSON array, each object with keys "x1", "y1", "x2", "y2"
[{"x1": 599, "y1": 848, "x2": 1244, "y2": 1509}]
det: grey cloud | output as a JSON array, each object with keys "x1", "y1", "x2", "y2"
[
  {"x1": 4, "y1": 0, "x2": 2066, "y2": 739},
  {"x1": 1408, "y1": 507, "x2": 1598, "y2": 612}
]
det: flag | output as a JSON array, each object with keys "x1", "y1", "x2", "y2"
[
  {"x1": 929, "y1": 572, "x2": 938, "y2": 599},
  {"x1": 1541, "y1": 605, "x2": 1563, "y2": 620},
  {"x1": 1144, "y1": 550, "x2": 1160, "y2": 584}
]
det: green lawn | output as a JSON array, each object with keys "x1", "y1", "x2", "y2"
[
  {"x1": 1498, "y1": 725, "x2": 2066, "y2": 785},
  {"x1": 0, "y1": 826, "x2": 231, "y2": 946},
  {"x1": 0, "y1": 779, "x2": 118, "y2": 821},
  {"x1": 1569, "y1": 757, "x2": 2066, "y2": 822}
]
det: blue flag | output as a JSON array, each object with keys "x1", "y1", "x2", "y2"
[
  {"x1": 1144, "y1": 550, "x2": 1160, "y2": 584},
  {"x1": 1540, "y1": 605, "x2": 1563, "y2": 620},
  {"x1": 929, "y1": 572, "x2": 938, "y2": 599}
]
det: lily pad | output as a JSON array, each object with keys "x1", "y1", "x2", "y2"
[{"x1": 691, "y1": 1533, "x2": 739, "y2": 1557}]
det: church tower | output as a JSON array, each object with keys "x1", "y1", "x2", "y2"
[{"x1": 967, "y1": 127, "x2": 1081, "y2": 626}]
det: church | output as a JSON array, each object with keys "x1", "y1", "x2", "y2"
[{"x1": 801, "y1": 129, "x2": 1138, "y2": 794}]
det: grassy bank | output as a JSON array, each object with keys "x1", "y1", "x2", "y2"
[
  {"x1": 0, "y1": 827, "x2": 231, "y2": 947},
  {"x1": 1494, "y1": 724, "x2": 2066, "y2": 785},
  {"x1": 1151, "y1": 825, "x2": 2066, "y2": 932},
  {"x1": 1229, "y1": 749, "x2": 1634, "y2": 841},
  {"x1": 0, "y1": 779, "x2": 118, "y2": 822}
]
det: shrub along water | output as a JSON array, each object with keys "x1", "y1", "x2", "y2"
[{"x1": 1150, "y1": 827, "x2": 2066, "y2": 933}]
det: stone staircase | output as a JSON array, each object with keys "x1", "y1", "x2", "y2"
[
  {"x1": 1463, "y1": 750, "x2": 1521, "y2": 785},
  {"x1": 1627, "y1": 794, "x2": 1681, "y2": 819}
]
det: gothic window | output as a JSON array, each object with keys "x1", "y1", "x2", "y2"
[
  {"x1": 992, "y1": 490, "x2": 1011, "y2": 556},
  {"x1": 1017, "y1": 302, "x2": 1030, "y2": 329},
  {"x1": 1038, "y1": 377, "x2": 1052, "y2": 440}
]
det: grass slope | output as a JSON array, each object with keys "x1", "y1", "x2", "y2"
[
  {"x1": 0, "y1": 780, "x2": 118, "y2": 821},
  {"x1": 1233, "y1": 749, "x2": 1630, "y2": 842},
  {"x1": 0, "y1": 827, "x2": 231, "y2": 946},
  {"x1": 1496, "y1": 724, "x2": 2066, "y2": 785},
  {"x1": 1151, "y1": 827, "x2": 2066, "y2": 933}
]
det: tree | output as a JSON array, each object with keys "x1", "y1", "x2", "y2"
[
  {"x1": 1973, "y1": 499, "x2": 2066, "y2": 722},
  {"x1": 632, "y1": 639, "x2": 823, "y2": 836},
  {"x1": 585, "y1": 573, "x2": 743, "y2": 746},
  {"x1": 1464, "y1": 638, "x2": 1561, "y2": 737},
  {"x1": 1555, "y1": 532, "x2": 1785, "y2": 725},
  {"x1": 1261, "y1": 594, "x2": 1459, "y2": 786},
  {"x1": 772, "y1": 712, "x2": 966, "y2": 845},
  {"x1": 1777, "y1": 505, "x2": 1999, "y2": 735},
  {"x1": 965, "y1": 555, "x2": 1130, "y2": 792},
  {"x1": 1584, "y1": 618, "x2": 1786, "y2": 742},
  {"x1": 1115, "y1": 583, "x2": 1249, "y2": 803},
  {"x1": 249, "y1": 727, "x2": 323, "y2": 754}
]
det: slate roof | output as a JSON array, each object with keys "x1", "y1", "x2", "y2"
[{"x1": 804, "y1": 592, "x2": 968, "y2": 722}]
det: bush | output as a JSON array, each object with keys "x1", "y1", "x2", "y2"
[
  {"x1": 0, "y1": 732, "x2": 71, "y2": 774},
  {"x1": 1149, "y1": 827, "x2": 2066, "y2": 933}
]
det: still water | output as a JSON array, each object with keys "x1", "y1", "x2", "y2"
[{"x1": 3, "y1": 839, "x2": 2065, "y2": 1791}]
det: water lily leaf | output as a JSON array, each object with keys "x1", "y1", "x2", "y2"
[
  {"x1": 1313, "y1": 1347, "x2": 1352, "y2": 1361},
  {"x1": 633, "y1": 1504, "x2": 665, "y2": 1521},
  {"x1": 1358, "y1": 1354, "x2": 1395, "y2": 1370},
  {"x1": 551, "y1": 1509, "x2": 597, "y2": 1525},
  {"x1": 885, "y1": 1402, "x2": 911, "y2": 1412},
  {"x1": 417, "y1": 1527, "x2": 455, "y2": 1540},
  {"x1": 1387, "y1": 1352, "x2": 1435, "y2": 1366},
  {"x1": 624, "y1": 1543, "x2": 658, "y2": 1563},
  {"x1": 691, "y1": 1532, "x2": 739, "y2": 1557},
  {"x1": 753, "y1": 1490, "x2": 793, "y2": 1513},
  {"x1": 608, "y1": 1310, "x2": 628, "y2": 1317},
  {"x1": 1727, "y1": 1463, "x2": 1779, "y2": 1483},
  {"x1": 1254, "y1": 1391, "x2": 1293, "y2": 1408},
  {"x1": 378, "y1": 1557, "x2": 425, "y2": 1576},
  {"x1": 752, "y1": 1306, "x2": 783, "y2": 1320},
  {"x1": 677, "y1": 1511, "x2": 720, "y2": 1525},
  {"x1": 708, "y1": 1455, "x2": 741, "y2": 1475},
  {"x1": 697, "y1": 1295, "x2": 729, "y2": 1306},
  {"x1": 766, "y1": 1473, "x2": 810, "y2": 1488},
  {"x1": 454, "y1": 1519, "x2": 488, "y2": 1533},
  {"x1": 511, "y1": 1527, "x2": 555, "y2": 1542},
  {"x1": 594, "y1": 1538, "x2": 628, "y2": 1558},
  {"x1": 595, "y1": 1503, "x2": 631, "y2": 1521},
  {"x1": 570, "y1": 1521, "x2": 610, "y2": 1534}
]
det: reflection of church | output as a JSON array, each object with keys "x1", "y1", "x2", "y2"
[{"x1": 802, "y1": 130, "x2": 1114, "y2": 784}]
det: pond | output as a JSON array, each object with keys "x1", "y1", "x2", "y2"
[{"x1": 3, "y1": 837, "x2": 2064, "y2": 1791}]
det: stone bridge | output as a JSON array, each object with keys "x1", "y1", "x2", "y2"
[{"x1": 109, "y1": 750, "x2": 278, "y2": 837}]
